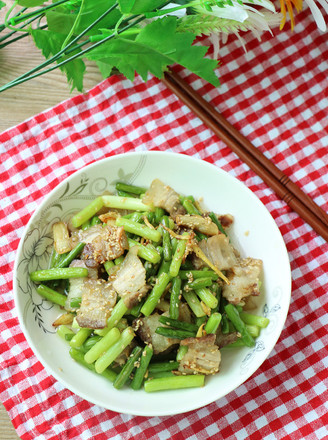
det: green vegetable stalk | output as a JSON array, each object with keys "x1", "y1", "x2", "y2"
[
  {"x1": 95, "y1": 326, "x2": 135, "y2": 373},
  {"x1": 70, "y1": 348, "x2": 118, "y2": 382},
  {"x1": 144, "y1": 374, "x2": 205, "y2": 392},
  {"x1": 25, "y1": 169, "x2": 273, "y2": 400},
  {"x1": 130, "y1": 344, "x2": 153, "y2": 390}
]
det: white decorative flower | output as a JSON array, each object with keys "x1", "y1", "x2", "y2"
[
  {"x1": 195, "y1": 0, "x2": 277, "y2": 23},
  {"x1": 208, "y1": 10, "x2": 282, "y2": 55},
  {"x1": 180, "y1": 1, "x2": 281, "y2": 54},
  {"x1": 303, "y1": 0, "x2": 328, "y2": 30}
]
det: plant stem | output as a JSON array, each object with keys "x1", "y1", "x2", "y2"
[
  {"x1": 84, "y1": 327, "x2": 121, "y2": 364},
  {"x1": 0, "y1": 8, "x2": 33, "y2": 40},
  {"x1": 61, "y1": 0, "x2": 85, "y2": 50},
  {"x1": 130, "y1": 344, "x2": 153, "y2": 390},
  {"x1": 69, "y1": 327, "x2": 93, "y2": 348},
  {"x1": 4, "y1": 0, "x2": 19, "y2": 33},
  {"x1": 71, "y1": 197, "x2": 104, "y2": 228},
  {"x1": 0, "y1": 31, "x2": 29, "y2": 49},
  {"x1": 0, "y1": 0, "x2": 172, "y2": 93},
  {"x1": 69, "y1": 348, "x2": 118, "y2": 382},
  {"x1": 127, "y1": 238, "x2": 162, "y2": 264},
  {"x1": 0, "y1": 2, "x2": 120, "y2": 92},
  {"x1": 30, "y1": 267, "x2": 88, "y2": 282},
  {"x1": 10, "y1": 0, "x2": 71, "y2": 26},
  {"x1": 116, "y1": 217, "x2": 162, "y2": 242},
  {"x1": 95, "y1": 299, "x2": 129, "y2": 336},
  {"x1": 0, "y1": 7, "x2": 27, "y2": 32},
  {"x1": 36, "y1": 284, "x2": 67, "y2": 307},
  {"x1": 141, "y1": 272, "x2": 171, "y2": 317},
  {"x1": 95, "y1": 327, "x2": 135, "y2": 374},
  {"x1": 0, "y1": 22, "x2": 47, "y2": 47},
  {"x1": 113, "y1": 345, "x2": 143, "y2": 389},
  {"x1": 144, "y1": 374, "x2": 205, "y2": 392},
  {"x1": 103, "y1": 195, "x2": 151, "y2": 212}
]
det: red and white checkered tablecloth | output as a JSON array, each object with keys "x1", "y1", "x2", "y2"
[{"x1": 1, "y1": 8, "x2": 328, "y2": 440}]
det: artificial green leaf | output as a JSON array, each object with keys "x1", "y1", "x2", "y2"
[
  {"x1": 46, "y1": 0, "x2": 121, "y2": 37},
  {"x1": 84, "y1": 16, "x2": 219, "y2": 86},
  {"x1": 95, "y1": 59, "x2": 115, "y2": 78},
  {"x1": 136, "y1": 17, "x2": 219, "y2": 86},
  {"x1": 89, "y1": 38, "x2": 169, "y2": 81},
  {"x1": 60, "y1": 51, "x2": 86, "y2": 92},
  {"x1": 31, "y1": 28, "x2": 86, "y2": 92},
  {"x1": 46, "y1": 10, "x2": 78, "y2": 35},
  {"x1": 18, "y1": 0, "x2": 45, "y2": 6},
  {"x1": 31, "y1": 28, "x2": 63, "y2": 58},
  {"x1": 118, "y1": 0, "x2": 136, "y2": 14},
  {"x1": 177, "y1": 14, "x2": 249, "y2": 37},
  {"x1": 0, "y1": 1, "x2": 6, "y2": 11},
  {"x1": 61, "y1": 0, "x2": 82, "y2": 9},
  {"x1": 74, "y1": 0, "x2": 122, "y2": 36},
  {"x1": 119, "y1": 0, "x2": 168, "y2": 14},
  {"x1": 129, "y1": 0, "x2": 167, "y2": 14}
]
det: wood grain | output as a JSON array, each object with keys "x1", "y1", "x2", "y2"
[
  {"x1": 0, "y1": 7, "x2": 104, "y2": 133},
  {"x1": 0, "y1": 402, "x2": 21, "y2": 440}
]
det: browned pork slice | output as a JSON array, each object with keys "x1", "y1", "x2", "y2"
[
  {"x1": 112, "y1": 246, "x2": 149, "y2": 309},
  {"x1": 142, "y1": 179, "x2": 186, "y2": 219},
  {"x1": 76, "y1": 279, "x2": 117, "y2": 329},
  {"x1": 175, "y1": 214, "x2": 218, "y2": 236},
  {"x1": 178, "y1": 334, "x2": 221, "y2": 375},
  {"x1": 133, "y1": 313, "x2": 180, "y2": 354},
  {"x1": 77, "y1": 224, "x2": 129, "y2": 264},
  {"x1": 222, "y1": 257, "x2": 263, "y2": 304},
  {"x1": 65, "y1": 260, "x2": 98, "y2": 312},
  {"x1": 217, "y1": 214, "x2": 234, "y2": 229},
  {"x1": 198, "y1": 234, "x2": 238, "y2": 271}
]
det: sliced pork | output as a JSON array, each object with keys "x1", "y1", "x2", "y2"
[
  {"x1": 178, "y1": 334, "x2": 221, "y2": 375},
  {"x1": 76, "y1": 224, "x2": 129, "y2": 264},
  {"x1": 198, "y1": 234, "x2": 238, "y2": 271},
  {"x1": 65, "y1": 260, "x2": 98, "y2": 312},
  {"x1": 222, "y1": 257, "x2": 263, "y2": 304},
  {"x1": 142, "y1": 179, "x2": 185, "y2": 219},
  {"x1": 133, "y1": 313, "x2": 180, "y2": 354},
  {"x1": 76, "y1": 279, "x2": 117, "y2": 329},
  {"x1": 217, "y1": 214, "x2": 234, "y2": 229},
  {"x1": 112, "y1": 246, "x2": 149, "y2": 309},
  {"x1": 52, "y1": 221, "x2": 72, "y2": 254}
]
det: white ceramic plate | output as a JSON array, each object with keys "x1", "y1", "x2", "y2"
[{"x1": 14, "y1": 151, "x2": 291, "y2": 416}]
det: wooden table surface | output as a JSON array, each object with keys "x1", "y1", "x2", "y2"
[
  {"x1": 0, "y1": 7, "x2": 103, "y2": 133},
  {"x1": 0, "y1": 5, "x2": 104, "y2": 439}
]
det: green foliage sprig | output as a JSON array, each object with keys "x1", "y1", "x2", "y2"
[
  {"x1": 0, "y1": 0, "x2": 282, "y2": 92},
  {"x1": 0, "y1": 0, "x2": 225, "y2": 92}
]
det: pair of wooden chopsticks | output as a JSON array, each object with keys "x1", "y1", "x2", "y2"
[{"x1": 162, "y1": 70, "x2": 328, "y2": 243}]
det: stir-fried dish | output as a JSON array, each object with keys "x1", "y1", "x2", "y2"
[{"x1": 29, "y1": 179, "x2": 269, "y2": 392}]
